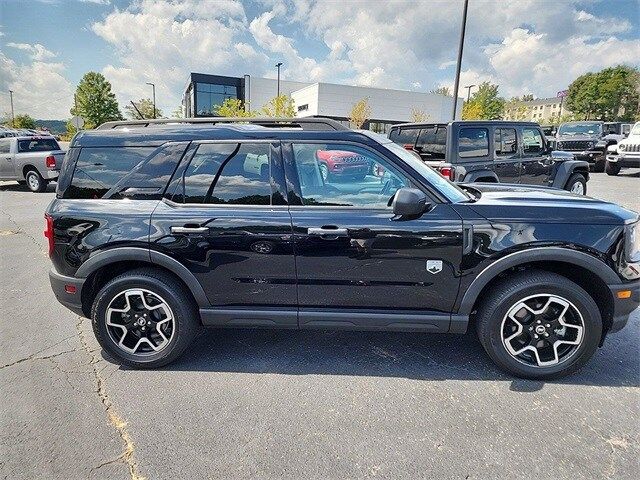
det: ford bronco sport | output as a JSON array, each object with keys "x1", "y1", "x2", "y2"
[{"x1": 47, "y1": 117, "x2": 639, "y2": 379}]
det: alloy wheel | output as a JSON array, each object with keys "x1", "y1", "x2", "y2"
[
  {"x1": 570, "y1": 181, "x2": 584, "y2": 195},
  {"x1": 500, "y1": 294, "x2": 584, "y2": 367},
  {"x1": 27, "y1": 173, "x2": 40, "y2": 191},
  {"x1": 105, "y1": 288, "x2": 175, "y2": 355}
]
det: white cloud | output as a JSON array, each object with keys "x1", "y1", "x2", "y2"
[
  {"x1": 0, "y1": 52, "x2": 74, "y2": 119},
  {"x1": 6, "y1": 42, "x2": 56, "y2": 61}
]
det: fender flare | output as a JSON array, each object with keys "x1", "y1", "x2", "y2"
[
  {"x1": 457, "y1": 247, "x2": 620, "y2": 316},
  {"x1": 463, "y1": 170, "x2": 498, "y2": 183},
  {"x1": 75, "y1": 247, "x2": 209, "y2": 306},
  {"x1": 551, "y1": 160, "x2": 589, "y2": 189}
]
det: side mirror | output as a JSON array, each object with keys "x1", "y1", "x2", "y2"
[{"x1": 392, "y1": 188, "x2": 429, "y2": 218}]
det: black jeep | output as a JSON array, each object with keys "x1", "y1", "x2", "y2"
[
  {"x1": 556, "y1": 121, "x2": 628, "y2": 172},
  {"x1": 47, "y1": 117, "x2": 639, "y2": 379},
  {"x1": 388, "y1": 121, "x2": 589, "y2": 195}
]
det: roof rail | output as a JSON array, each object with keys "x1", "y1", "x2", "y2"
[{"x1": 96, "y1": 117, "x2": 350, "y2": 131}]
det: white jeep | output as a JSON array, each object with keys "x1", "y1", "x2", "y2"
[{"x1": 606, "y1": 122, "x2": 640, "y2": 176}]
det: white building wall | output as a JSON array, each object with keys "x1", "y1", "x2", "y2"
[
  {"x1": 246, "y1": 76, "x2": 312, "y2": 112},
  {"x1": 292, "y1": 83, "x2": 462, "y2": 122}
]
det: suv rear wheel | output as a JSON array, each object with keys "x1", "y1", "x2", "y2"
[
  {"x1": 91, "y1": 268, "x2": 200, "y2": 368},
  {"x1": 475, "y1": 271, "x2": 601, "y2": 379}
]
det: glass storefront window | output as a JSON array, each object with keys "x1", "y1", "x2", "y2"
[{"x1": 195, "y1": 83, "x2": 238, "y2": 116}]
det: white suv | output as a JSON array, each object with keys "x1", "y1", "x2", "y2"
[{"x1": 606, "y1": 122, "x2": 640, "y2": 175}]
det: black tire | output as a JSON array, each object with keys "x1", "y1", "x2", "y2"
[
  {"x1": 91, "y1": 268, "x2": 201, "y2": 368},
  {"x1": 605, "y1": 161, "x2": 621, "y2": 176},
  {"x1": 564, "y1": 173, "x2": 587, "y2": 195},
  {"x1": 592, "y1": 156, "x2": 605, "y2": 173},
  {"x1": 24, "y1": 169, "x2": 47, "y2": 193},
  {"x1": 475, "y1": 270, "x2": 602, "y2": 380}
]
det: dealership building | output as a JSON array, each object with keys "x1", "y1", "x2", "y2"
[{"x1": 183, "y1": 73, "x2": 461, "y2": 133}]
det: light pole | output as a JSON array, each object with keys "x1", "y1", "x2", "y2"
[
  {"x1": 464, "y1": 84, "x2": 476, "y2": 102},
  {"x1": 451, "y1": 0, "x2": 469, "y2": 120},
  {"x1": 275, "y1": 62, "x2": 283, "y2": 97},
  {"x1": 146, "y1": 82, "x2": 156, "y2": 119},
  {"x1": 9, "y1": 90, "x2": 15, "y2": 125}
]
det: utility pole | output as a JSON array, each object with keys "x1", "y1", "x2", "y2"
[
  {"x1": 146, "y1": 82, "x2": 156, "y2": 119},
  {"x1": 275, "y1": 62, "x2": 283, "y2": 97},
  {"x1": 464, "y1": 84, "x2": 475, "y2": 102},
  {"x1": 9, "y1": 90, "x2": 15, "y2": 125},
  {"x1": 451, "y1": 0, "x2": 469, "y2": 120}
]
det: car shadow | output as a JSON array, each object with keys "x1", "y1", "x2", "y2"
[
  {"x1": 0, "y1": 181, "x2": 56, "y2": 193},
  {"x1": 111, "y1": 326, "x2": 639, "y2": 390}
]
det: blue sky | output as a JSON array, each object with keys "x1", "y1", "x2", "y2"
[{"x1": 1, "y1": 0, "x2": 638, "y2": 119}]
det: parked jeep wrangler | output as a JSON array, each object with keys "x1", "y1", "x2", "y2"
[
  {"x1": 47, "y1": 117, "x2": 639, "y2": 379},
  {"x1": 605, "y1": 122, "x2": 640, "y2": 176},
  {"x1": 388, "y1": 121, "x2": 589, "y2": 195},
  {"x1": 556, "y1": 121, "x2": 627, "y2": 172}
]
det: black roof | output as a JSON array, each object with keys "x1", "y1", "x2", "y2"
[
  {"x1": 391, "y1": 120, "x2": 540, "y2": 129},
  {"x1": 71, "y1": 124, "x2": 379, "y2": 148}
]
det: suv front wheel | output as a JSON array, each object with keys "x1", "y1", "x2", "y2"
[
  {"x1": 565, "y1": 173, "x2": 587, "y2": 195},
  {"x1": 91, "y1": 268, "x2": 200, "y2": 368},
  {"x1": 476, "y1": 271, "x2": 601, "y2": 379}
]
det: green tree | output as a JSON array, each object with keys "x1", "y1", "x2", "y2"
[
  {"x1": 462, "y1": 82, "x2": 505, "y2": 120},
  {"x1": 124, "y1": 98, "x2": 163, "y2": 120},
  {"x1": 8, "y1": 114, "x2": 37, "y2": 129},
  {"x1": 566, "y1": 65, "x2": 640, "y2": 121},
  {"x1": 431, "y1": 86, "x2": 452, "y2": 97},
  {"x1": 410, "y1": 108, "x2": 430, "y2": 122},
  {"x1": 71, "y1": 72, "x2": 123, "y2": 128},
  {"x1": 215, "y1": 98, "x2": 256, "y2": 117},
  {"x1": 349, "y1": 97, "x2": 371, "y2": 128},
  {"x1": 172, "y1": 105, "x2": 185, "y2": 118},
  {"x1": 261, "y1": 95, "x2": 296, "y2": 117},
  {"x1": 521, "y1": 94, "x2": 534, "y2": 101}
]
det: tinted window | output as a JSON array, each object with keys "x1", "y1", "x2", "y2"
[
  {"x1": 17, "y1": 138, "x2": 60, "y2": 152},
  {"x1": 292, "y1": 143, "x2": 409, "y2": 208},
  {"x1": 458, "y1": 128, "x2": 489, "y2": 158},
  {"x1": 0, "y1": 139, "x2": 10, "y2": 154},
  {"x1": 68, "y1": 147, "x2": 155, "y2": 199},
  {"x1": 389, "y1": 128, "x2": 420, "y2": 146},
  {"x1": 416, "y1": 126, "x2": 446, "y2": 159},
  {"x1": 522, "y1": 128, "x2": 544, "y2": 155},
  {"x1": 195, "y1": 82, "x2": 238, "y2": 116},
  {"x1": 495, "y1": 128, "x2": 517, "y2": 156},
  {"x1": 176, "y1": 143, "x2": 272, "y2": 205}
]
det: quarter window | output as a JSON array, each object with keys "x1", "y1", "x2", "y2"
[
  {"x1": 176, "y1": 143, "x2": 272, "y2": 205},
  {"x1": 494, "y1": 128, "x2": 518, "y2": 156},
  {"x1": 458, "y1": 128, "x2": 489, "y2": 158},
  {"x1": 291, "y1": 143, "x2": 410, "y2": 208}
]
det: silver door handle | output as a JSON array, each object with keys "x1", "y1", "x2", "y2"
[
  {"x1": 308, "y1": 227, "x2": 349, "y2": 237},
  {"x1": 171, "y1": 226, "x2": 209, "y2": 234}
]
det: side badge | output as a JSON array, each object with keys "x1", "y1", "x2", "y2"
[{"x1": 426, "y1": 260, "x2": 443, "y2": 274}]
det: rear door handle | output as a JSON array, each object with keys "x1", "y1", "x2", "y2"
[
  {"x1": 308, "y1": 227, "x2": 349, "y2": 238},
  {"x1": 171, "y1": 226, "x2": 209, "y2": 234}
]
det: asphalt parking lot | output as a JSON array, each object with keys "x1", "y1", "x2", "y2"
[{"x1": 1, "y1": 170, "x2": 639, "y2": 479}]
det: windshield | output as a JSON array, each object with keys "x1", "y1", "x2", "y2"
[
  {"x1": 631, "y1": 123, "x2": 640, "y2": 136},
  {"x1": 383, "y1": 141, "x2": 470, "y2": 203},
  {"x1": 558, "y1": 123, "x2": 602, "y2": 136}
]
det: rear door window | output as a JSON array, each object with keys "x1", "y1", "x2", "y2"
[
  {"x1": 458, "y1": 128, "x2": 489, "y2": 158},
  {"x1": 0, "y1": 139, "x2": 10, "y2": 154},
  {"x1": 17, "y1": 138, "x2": 60, "y2": 152},
  {"x1": 522, "y1": 128, "x2": 545, "y2": 156},
  {"x1": 494, "y1": 128, "x2": 518, "y2": 157},
  {"x1": 174, "y1": 143, "x2": 273, "y2": 205}
]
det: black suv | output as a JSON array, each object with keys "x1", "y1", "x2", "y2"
[
  {"x1": 389, "y1": 121, "x2": 589, "y2": 195},
  {"x1": 47, "y1": 118, "x2": 639, "y2": 379},
  {"x1": 556, "y1": 121, "x2": 628, "y2": 172}
]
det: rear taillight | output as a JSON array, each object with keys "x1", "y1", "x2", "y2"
[
  {"x1": 45, "y1": 155, "x2": 56, "y2": 168},
  {"x1": 44, "y1": 214, "x2": 54, "y2": 257},
  {"x1": 438, "y1": 166, "x2": 455, "y2": 181}
]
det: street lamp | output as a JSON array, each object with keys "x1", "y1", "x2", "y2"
[
  {"x1": 451, "y1": 0, "x2": 469, "y2": 120},
  {"x1": 8, "y1": 90, "x2": 15, "y2": 125},
  {"x1": 464, "y1": 84, "x2": 476, "y2": 102},
  {"x1": 146, "y1": 82, "x2": 156, "y2": 119},
  {"x1": 275, "y1": 62, "x2": 283, "y2": 97}
]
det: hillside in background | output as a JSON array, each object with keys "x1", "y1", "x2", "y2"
[{"x1": 35, "y1": 120, "x2": 67, "y2": 134}]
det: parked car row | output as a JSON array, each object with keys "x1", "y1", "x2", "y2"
[{"x1": 45, "y1": 117, "x2": 639, "y2": 380}]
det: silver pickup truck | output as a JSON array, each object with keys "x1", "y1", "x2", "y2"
[{"x1": 0, "y1": 136, "x2": 65, "y2": 192}]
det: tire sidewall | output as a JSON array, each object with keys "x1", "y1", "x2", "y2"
[
  {"x1": 483, "y1": 281, "x2": 601, "y2": 379},
  {"x1": 566, "y1": 174, "x2": 586, "y2": 195},
  {"x1": 25, "y1": 170, "x2": 43, "y2": 192},
  {"x1": 92, "y1": 274, "x2": 195, "y2": 367}
]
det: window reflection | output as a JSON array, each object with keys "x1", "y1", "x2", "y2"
[{"x1": 195, "y1": 82, "x2": 238, "y2": 116}]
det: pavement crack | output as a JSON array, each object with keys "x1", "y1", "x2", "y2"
[
  {"x1": 0, "y1": 205, "x2": 45, "y2": 254},
  {"x1": 0, "y1": 338, "x2": 77, "y2": 369},
  {"x1": 75, "y1": 316, "x2": 145, "y2": 480}
]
